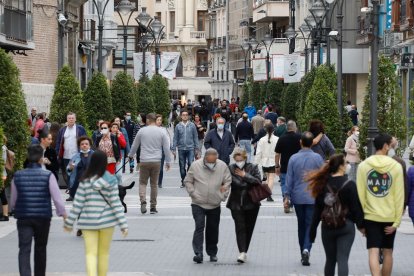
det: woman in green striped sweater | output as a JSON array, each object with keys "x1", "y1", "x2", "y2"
[{"x1": 64, "y1": 150, "x2": 128, "y2": 276}]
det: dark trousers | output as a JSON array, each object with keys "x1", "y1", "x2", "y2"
[
  {"x1": 231, "y1": 207, "x2": 260, "y2": 253},
  {"x1": 322, "y1": 220, "x2": 355, "y2": 276},
  {"x1": 17, "y1": 218, "x2": 51, "y2": 276},
  {"x1": 191, "y1": 204, "x2": 221, "y2": 257},
  {"x1": 294, "y1": 204, "x2": 314, "y2": 253},
  {"x1": 158, "y1": 152, "x2": 165, "y2": 187},
  {"x1": 60, "y1": 158, "x2": 70, "y2": 187},
  {"x1": 69, "y1": 180, "x2": 79, "y2": 199}
]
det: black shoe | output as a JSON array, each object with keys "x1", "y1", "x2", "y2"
[
  {"x1": 130, "y1": 168, "x2": 134, "y2": 173},
  {"x1": 210, "y1": 255, "x2": 218, "y2": 262},
  {"x1": 76, "y1": 230, "x2": 82, "y2": 237},
  {"x1": 150, "y1": 208, "x2": 158, "y2": 214},
  {"x1": 193, "y1": 253, "x2": 203, "y2": 264},
  {"x1": 0, "y1": 216, "x2": 9, "y2": 221},
  {"x1": 158, "y1": 184, "x2": 162, "y2": 188},
  {"x1": 141, "y1": 202, "x2": 147, "y2": 214},
  {"x1": 180, "y1": 184, "x2": 185, "y2": 188},
  {"x1": 267, "y1": 196, "x2": 274, "y2": 202},
  {"x1": 301, "y1": 250, "x2": 310, "y2": 266},
  {"x1": 66, "y1": 197, "x2": 73, "y2": 202}
]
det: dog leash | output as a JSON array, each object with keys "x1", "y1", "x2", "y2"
[{"x1": 115, "y1": 159, "x2": 130, "y2": 174}]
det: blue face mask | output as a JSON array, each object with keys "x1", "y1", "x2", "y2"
[{"x1": 217, "y1": 124, "x2": 224, "y2": 130}]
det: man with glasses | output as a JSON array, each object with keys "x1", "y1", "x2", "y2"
[{"x1": 171, "y1": 111, "x2": 199, "y2": 188}]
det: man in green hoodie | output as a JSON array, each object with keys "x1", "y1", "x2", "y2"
[{"x1": 357, "y1": 133, "x2": 404, "y2": 276}]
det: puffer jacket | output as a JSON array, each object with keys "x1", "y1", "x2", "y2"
[
  {"x1": 407, "y1": 166, "x2": 414, "y2": 218},
  {"x1": 226, "y1": 163, "x2": 262, "y2": 211}
]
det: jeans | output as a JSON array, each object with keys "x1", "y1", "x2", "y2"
[
  {"x1": 348, "y1": 163, "x2": 358, "y2": 183},
  {"x1": 280, "y1": 173, "x2": 287, "y2": 197},
  {"x1": 178, "y1": 150, "x2": 195, "y2": 182},
  {"x1": 231, "y1": 207, "x2": 260, "y2": 253},
  {"x1": 139, "y1": 162, "x2": 161, "y2": 208},
  {"x1": 158, "y1": 152, "x2": 165, "y2": 187},
  {"x1": 17, "y1": 218, "x2": 51, "y2": 276},
  {"x1": 191, "y1": 204, "x2": 221, "y2": 257},
  {"x1": 60, "y1": 158, "x2": 70, "y2": 187},
  {"x1": 82, "y1": 227, "x2": 114, "y2": 276},
  {"x1": 321, "y1": 220, "x2": 355, "y2": 276},
  {"x1": 239, "y1": 140, "x2": 252, "y2": 162},
  {"x1": 294, "y1": 204, "x2": 314, "y2": 253}
]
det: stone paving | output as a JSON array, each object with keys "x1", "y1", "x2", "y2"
[{"x1": 0, "y1": 161, "x2": 413, "y2": 276}]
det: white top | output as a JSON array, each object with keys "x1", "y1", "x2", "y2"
[
  {"x1": 255, "y1": 134, "x2": 279, "y2": 168},
  {"x1": 63, "y1": 125, "x2": 78, "y2": 159}
]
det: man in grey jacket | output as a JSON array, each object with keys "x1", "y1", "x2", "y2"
[
  {"x1": 184, "y1": 148, "x2": 232, "y2": 264},
  {"x1": 129, "y1": 113, "x2": 171, "y2": 214},
  {"x1": 172, "y1": 110, "x2": 199, "y2": 188}
]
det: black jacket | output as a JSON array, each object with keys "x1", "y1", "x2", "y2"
[
  {"x1": 226, "y1": 163, "x2": 262, "y2": 211},
  {"x1": 204, "y1": 129, "x2": 235, "y2": 165},
  {"x1": 235, "y1": 120, "x2": 254, "y2": 142},
  {"x1": 309, "y1": 176, "x2": 364, "y2": 243},
  {"x1": 95, "y1": 134, "x2": 121, "y2": 162}
]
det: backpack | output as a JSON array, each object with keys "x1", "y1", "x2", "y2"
[{"x1": 321, "y1": 180, "x2": 349, "y2": 229}]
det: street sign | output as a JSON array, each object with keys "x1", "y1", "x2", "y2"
[{"x1": 401, "y1": 53, "x2": 414, "y2": 68}]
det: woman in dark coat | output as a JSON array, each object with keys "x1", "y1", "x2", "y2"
[{"x1": 226, "y1": 148, "x2": 262, "y2": 264}]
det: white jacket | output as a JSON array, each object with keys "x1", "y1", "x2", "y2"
[{"x1": 255, "y1": 134, "x2": 279, "y2": 168}]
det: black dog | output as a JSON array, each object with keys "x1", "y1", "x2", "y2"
[{"x1": 118, "y1": 181, "x2": 135, "y2": 213}]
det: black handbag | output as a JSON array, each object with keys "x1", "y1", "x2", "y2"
[{"x1": 248, "y1": 182, "x2": 272, "y2": 203}]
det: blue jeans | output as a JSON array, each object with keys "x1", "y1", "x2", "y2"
[
  {"x1": 280, "y1": 173, "x2": 287, "y2": 197},
  {"x1": 239, "y1": 140, "x2": 252, "y2": 162},
  {"x1": 294, "y1": 204, "x2": 314, "y2": 254},
  {"x1": 178, "y1": 150, "x2": 195, "y2": 182}
]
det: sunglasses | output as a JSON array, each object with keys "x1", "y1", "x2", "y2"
[{"x1": 101, "y1": 127, "x2": 108, "y2": 129}]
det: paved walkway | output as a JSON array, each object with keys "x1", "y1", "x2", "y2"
[{"x1": 0, "y1": 161, "x2": 413, "y2": 276}]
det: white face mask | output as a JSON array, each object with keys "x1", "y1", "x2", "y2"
[
  {"x1": 101, "y1": 129, "x2": 109, "y2": 135},
  {"x1": 345, "y1": 164, "x2": 352, "y2": 175},
  {"x1": 125, "y1": 116, "x2": 131, "y2": 121},
  {"x1": 206, "y1": 163, "x2": 216, "y2": 170},
  {"x1": 236, "y1": 161, "x2": 245, "y2": 169},
  {"x1": 388, "y1": 148, "x2": 396, "y2": 157},
  {"x1": 217, "y1": 124, "x2": 224, "y2": 130},
  {"x1": 80, "y1": 149, "x2": 90, "y2": 154},
  {"x1": 354, "y1": 131, "x2": 360, "y2": 137}
]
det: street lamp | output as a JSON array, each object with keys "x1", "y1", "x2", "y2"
[
  {"x1": 115, "y1": 0, "x2": 134, "y2": 73},
  {"x1": 92, "y1": 0, "x2": 111, "y2": 72},
  {"x1": 240, "y1": 37, "x2": 259, "y2": 83},
  {"x1": 366, "y1": 0, "x2": 380, "y2": 156},
  {"x1": 309, "y1": 0, "x2": 328, "y2": 66},
  {"x1": 149, "y1": 16, "x2": 165, "y2": 75},
  {"x1": 261, "y1": 33, "x2": 275, "y2": 81},
  {"x1": 298, "y1": 24, "x2": 312, "y2": 74},
  {"x1": 135, "y1": 7, "x2": 153, "y2": 78},
  {"x1": 288, "y1": 0, "x2": 296, "y2": 54},
  {"x1": 304, "y1": 15, "x2": 316, "y2": 68}
]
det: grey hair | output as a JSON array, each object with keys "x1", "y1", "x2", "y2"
[
  {"x1": 205, "y1": 148, "x2": 219, "y2": 157},
  {"x1": 287, "y1": 120, "x2": 297, "y2": 131},
  {"x1": 216, "y1": 117, "x2": 226, "y2": 123},
  {"x1": 278, "y1": 116, "x2": 286, "y2": 123},
  {"x1": 232, "y1": 147, "x2": 247, "y2": 160}
]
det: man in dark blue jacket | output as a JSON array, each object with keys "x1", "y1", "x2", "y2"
[
  {"x1": 204, "y1": 117, "x2": 235, "y2": 165},
  {"x1": 11, "y1": 145, "x2": 66, "y2": 276},
  {"x1": 235, "y1": 112, "x2": 254, "y2": 162}
]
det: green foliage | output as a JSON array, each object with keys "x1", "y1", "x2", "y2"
[
  {"x1": 50, "y1": 65, "x2": 87, "y2": 127},
  {"x1": 302, "y1": 67, "x2": 342, "y2": 149},
  {"x1": 150, "y1": 74, "x2": 171, "y2": 125},
  {"x1": 84, "y1": 72, "x2": 113, "y2": 128},
  {"x1": 111, "y1": 71, "x2": 137, "y2": 118},
  {"x1": 297, "y1": 67, "x2": 317, "y2": 131},
  {"x1": 251, "y1": 81, "x2": 262, "y2": 110},
  {"x1": 266, "y1": 80, "x2": 284, "y2": 110},
  {"x1": 282, "y1": 83, "x2": 300, "y2": 121},
  {"x1": 136, "y1": 77, "x2": 155, "y2": 114},
  {"x1": 359, "y1": 56, "x2": 407, "y2": 159},
  {"x1": 0, "y1": 127, "x2": 4, "y2": 185},
  {"x1": 0, "y1": 49, "x2": 30, "y2": 174},
  {"x1": 239, "y1": 81, "x2": 251, "y2": 110}
]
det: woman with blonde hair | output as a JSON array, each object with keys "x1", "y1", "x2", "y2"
[
  {"x1": 344, "y1": 126, "x2": 360, "y2": 182},
  {"x1": 255, "y1": 123, "x2": 279, "y2": 201}
]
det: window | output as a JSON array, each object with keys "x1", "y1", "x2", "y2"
[
  {"x1": 113, "y1": 26, "x2": 138, "y2": 68},
  {"x1": 197, "y1": 49, "x2": 209, "y2": 77},
  {"x1": 5, "y1": 0, "x2": 26, "y2": 11},
  {"x1": 197, "y1": 11, "x2": 207, "y2": 31},
  {"x1": 170, "y1": 11, "x2": 175, "y2": 32},
  {"x1": 156, "y1": 12, "x2": 161, "y2": 21}
]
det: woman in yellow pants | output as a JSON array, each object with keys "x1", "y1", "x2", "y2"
[{"x1": 64, "y1": 150, "x2": 128, "y2": 276}]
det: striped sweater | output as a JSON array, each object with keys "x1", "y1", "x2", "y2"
[{"x1": 65, "y1": 172, "x2": 128, "y2": 230}]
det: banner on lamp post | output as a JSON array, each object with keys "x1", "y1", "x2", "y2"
[
  {"x1": 252, "y1": 58, "x2": 267, "y2": 81},
  {"x1": 160, "y1": 52, "x2": 181, "y2": 80},
  {"x1": 283, "y1": 54, "x2": 302, "y2": 83},
  {"x1": 271, "y1": 54, "x2": 285, "y2": 79},
  {"x1": 133, "y1": 52, "x2": 153, "y2": 81}
]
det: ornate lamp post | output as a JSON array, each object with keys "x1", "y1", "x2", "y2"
[
  {"x1": 115, "y1": 0, "x2": 134, "y2": 72},
  {"x1": 92, "y1": 0, "x2": 112, "y2": 72},
  {"x1": 149, "y1": 17, "x2": 165, "y2": 75},
  {"x1": 135, "y1": 7, "x2": 153, "y2": 78},
  {"x1": 240, "y1": 37, "x2": 258, "y2": 83},
  {"x1": 261, "y1": 33, "x2": 275, "y2": 81}
]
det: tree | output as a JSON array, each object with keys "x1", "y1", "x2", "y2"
[
  {"x1": 83, "y1": 72, "x2": 113, "y2": 128},
  {"x1": 0, "y1": 49, "x2": 30, "y2": 173},
  {"x1": 111, "y1": 71, "x2": 137, "y2": 119},
  {"x1": 239, "y1": 78, "x2": 252, "y2": 110},
  {"x1": 296, "y1": 67, "x2": 317, "y2": 131},
  {"x1": 136, "y1": 77, "x2": 155, "y2": 114},
  {"x1": 150, "y1": 74, "x2": 171, "y2": 125},
  {"x1": 302, "y1": 67, "x2": 343, "y2": 149},
  {"x1": 266, "y1": 80, "x2": 284, "y2": 111},
  {"x1": 251, "y1": 81, "x2": 262, "y2": 110},
  {"x1": 0, "y1": 127, "x2": 4, "y2": 183},
  {"x1": 282, "y1": 83, "x2": 300, "y2": 121},
  {"x1": 50, "y1": 65, "x2": 86, "y2": 127},
  {"x1": 359, "y1": 55, "x2": 407, "y2": 159}
]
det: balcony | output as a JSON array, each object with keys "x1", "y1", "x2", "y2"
[
  {"x1": 190, "y1": 31, "x2": 206, "y2": 39},
  {"x1": 253, "y1": 0, "x2": 289, "y2": 23},
  {"x1": 0, "y1": 3, "x2": 35, "y2": 50}
]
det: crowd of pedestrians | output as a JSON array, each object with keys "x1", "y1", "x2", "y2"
[{"x1": 0, "y1": 99, "x2": 411, "y2": 276}]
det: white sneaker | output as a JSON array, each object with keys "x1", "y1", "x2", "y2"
[{"x1": 237, "y1": 252, "x2": 247, "y2": 263}]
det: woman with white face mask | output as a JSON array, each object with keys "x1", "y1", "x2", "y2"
[
  {"x1": 344, "y1": 126, "x2": 360, "y2": 182},
  {"x1": 226, "y1": 148, "x2": 262, "y2": 264},
  {"x1": 308, "y1": 154, "x2": 364, "y2": 276}
]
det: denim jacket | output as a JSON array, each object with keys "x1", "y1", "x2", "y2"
[{"x1": 172, "y1": 122, "x2": 199, "y2": 151}]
